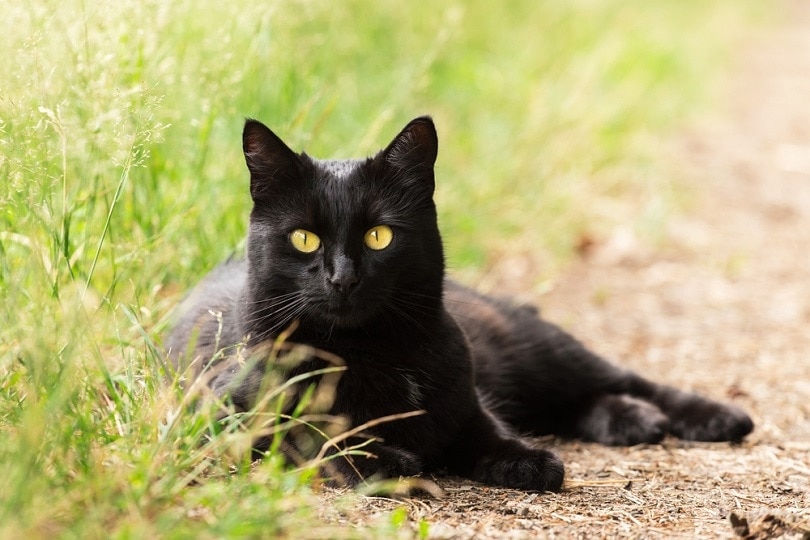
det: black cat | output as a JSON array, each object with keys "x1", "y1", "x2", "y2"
[{"x1": 167, "y1": 116, "x2": 753, "y2": 492}]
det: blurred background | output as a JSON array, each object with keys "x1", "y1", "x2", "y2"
[{"x1": 0, "y1": 0, "x2": 774, "y2": 536}]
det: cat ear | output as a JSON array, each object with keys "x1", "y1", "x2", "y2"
[
  {"x1": 243, "y1": 119, "x2": 302, "y2": 201},
  {"x1": 382, "y1": 116, "x2": 438, "y2": 174}
]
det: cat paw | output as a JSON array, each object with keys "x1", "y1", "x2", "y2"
[
  {"x1": 323, "y1": 444, "x2": 423, "y2": 487},
  {"x1": 577, "y1": 394, "x2": 669, "y2": 446},
  {"x1": 474, "y1": 447, "x2": 565, "y2": 492},
  {"x1": 668, "y1": 401, "x2": 753, "y2": 442}
]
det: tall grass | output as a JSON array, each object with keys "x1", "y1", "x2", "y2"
[{"x1": 1, "y1": 0, "x2": 767, "y2": 536}]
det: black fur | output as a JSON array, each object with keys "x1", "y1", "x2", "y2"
[{"x1": 167, "y1": 117, "x2": 752, "y2": 491}]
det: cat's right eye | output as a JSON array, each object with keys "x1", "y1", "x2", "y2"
[{"x1": 290, "y1": 229, "x2": 321, "y2": 253}]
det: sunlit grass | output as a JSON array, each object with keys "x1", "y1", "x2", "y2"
[{"x1": 0, "y1": 0, "x2": 769, "y2": 536}]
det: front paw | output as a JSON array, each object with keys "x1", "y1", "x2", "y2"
[
  {"x1": 474, "y1": 447, "x2": 565, "y2": 492},
  {"x1": 322, "y1": 444, "x2": 423, "y2": 487},
  {"x1": 668, "y1": 400, "x2": 753, "y2": 442}
]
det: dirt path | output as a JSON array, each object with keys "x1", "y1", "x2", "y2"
[{"x1": 330, "y1": 2, "x2": 810, "y2": 537}]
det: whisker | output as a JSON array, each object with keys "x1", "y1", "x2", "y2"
[
  {"x1": 245, "y1": 294, "x2": 307, "y2": 315},
  {"x1": 240, "y1": 296, "x2": 312, "y2": 340},
  {"x1": 240, "y1": 299, "x2": 309, "y2": 327},
  {"x1": 253, "y1": 305, "x2": 309, "y2": 344},
  {"x1": 240, "y1": 291, "x2": 302, "y2": 306}
]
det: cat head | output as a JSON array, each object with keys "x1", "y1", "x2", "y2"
[{"x1": 241, "y1": 117, "x2": 444, "y2": 334}]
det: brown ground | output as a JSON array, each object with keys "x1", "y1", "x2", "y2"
[{"x1": 323, "y1": 2, "x2": 810, "y2": 537}]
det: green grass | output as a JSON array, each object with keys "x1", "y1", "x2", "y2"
[{"x1": 1, "y1": 0, "x2": 769, "y2": 537}]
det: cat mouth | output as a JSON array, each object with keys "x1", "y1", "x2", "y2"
[
  {"x1": 318, "y1": 295, "x2": 368, "y2": 327},
  {"x1": 312, "y1": 286, "x2": 389, "y2": 329}
]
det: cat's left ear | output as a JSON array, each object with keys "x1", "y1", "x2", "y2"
[{"x1": 381, "y1": 116, "x2": 438, "y2": 186}]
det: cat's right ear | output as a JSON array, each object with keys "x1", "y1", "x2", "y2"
[{"x1": 243, "y1": 119, "x2": 302, "y2": 202}]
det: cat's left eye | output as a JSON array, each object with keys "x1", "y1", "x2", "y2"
[{"x1": 364, "y1": 225, "x2": 393, "y2": 250}]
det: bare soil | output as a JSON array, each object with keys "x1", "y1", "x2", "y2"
[{"x1": 323, "y1": 2, "x2": 810, "y2": 537}]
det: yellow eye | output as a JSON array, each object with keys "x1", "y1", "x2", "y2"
[
  {"x1": 364, "y1": 225, "x2": 393, "y2": 250},
  {"x1": 290, "y1": 229, "x2": 321, "y2": 253}
]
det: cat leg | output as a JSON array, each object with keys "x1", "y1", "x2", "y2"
[
  {"x1": 445, "y1": 406, "x2": 565, "y2": 492},
  {"x1": 319, "y1": 439, "x2": 423, "y2": 487},
  {"x1": 644, "y1": 383, "x2": 753, "y2": 442},
  {"x1": 465, "y1": 295, "x2": 753, "y2": 444},
  {"x1": 471, "y1": 314, "x2": 672, "y2": 443}
]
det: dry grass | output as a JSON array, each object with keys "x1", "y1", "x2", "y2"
[{"x1": 322, "y1": 442, "x2": 809, "y2": 538}]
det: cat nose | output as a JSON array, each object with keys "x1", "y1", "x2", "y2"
[
  {"x1": 329, "y1": 272, "x2": 358, "y2": 292},
  {"x1": 329, "y1": 255, "x2": 358, "y2": 293}
]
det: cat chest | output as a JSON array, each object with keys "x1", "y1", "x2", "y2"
[
  {"x1": 333, "y1": 362, "x2": 427, "y2": 418},
  {"x1": 300, "y1": 334, "x2": 475, "y2": 440}
]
